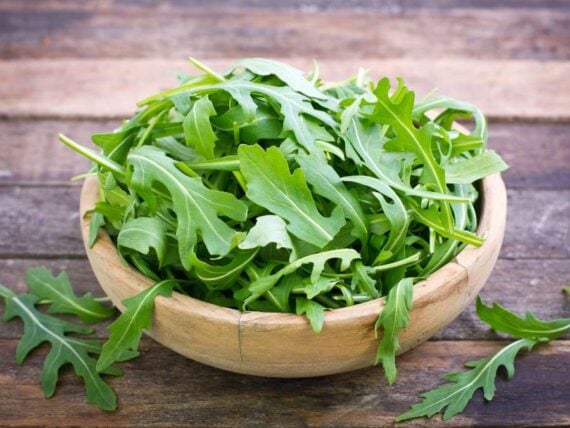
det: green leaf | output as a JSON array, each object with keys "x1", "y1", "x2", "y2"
[
  {"x1": 351, "y1": 262, "x2": 379, "y2": 298},
  {"x1": 476, "y1": 297, "x2": 570, "y2": 341},
  {"x1": 26, "y1": 267, "x2": 114, "y2": 324},
  {"x1": 296, "y1": 297, "x2": 326, "y2": 333},
  {"x1": 228, "y1": 57, "x2": 328, "y2": 100},
  {"x1": 127, "y1": 146, "x2": 247, "y2": 265},
  {"x1": 159, "y1": 80, "x2": 337, "y2": 151},
  {"x1": 343, "y1": 119, "x2": 467, "y2": 203},
  {"x1": 117, "y1": 217, "x2": 168, "y2": 266},
  {"x1": 212, "y1": 104, "x2": 282, "y2": 144},
  {"x1": 0, "y1": 288, "x2": 118, "y2": 411},
  {"x1": 183, "y1": 95, "x2": 217, "y2": 159},
  {"x1": 375, "y1": 278, "x2": 413, "y2": 384},
  {"x1": 413, "y1": 97, "x2": 488, "y2": 144},
  {"x1": 397, "y1": 339, "x2": 537, "y2": 421},
  {"x1": 304, "y1": 277, "x2": 340, "y2": 299},
  {"x1": 238, "y1": 215, "x2": 293, "y2": 250},
  {"x1": 296, "y1": 150, "x2": 368, "y2": 242},
  {"x1": 445, "y1": 151, "x2": 508, "y2": 184},
  {"x1": 97, "y1": 280, "x2": 176, "y2": 373},
  {"x1": 343, "y1": 175, "x2": 409, "y2": 257},
  {"x1": 239, "y1": 145, "x2": 345, "y2": 248},
  {"x1": 246, "y1": 249, "x2": 361, "y2": 307},
  {"x1": 369, "y1": 78, "x2": 453, "y2": 232},
  {"x1": 88, "y1": 211, "x2": 106, "y2": 248},
  {"x1": 190, "y1": 249, "x2": 259, "y2": 290},
  {"x1": 406, "y1": 198, "x2": 484, "y2": 247}
]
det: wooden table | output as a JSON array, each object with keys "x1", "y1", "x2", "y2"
[{"x1": 1, "y1": 1, "x2": 569, "y2": 426}]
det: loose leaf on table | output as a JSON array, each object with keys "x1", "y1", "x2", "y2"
[
  {"x1": 296, "y1": 150, "x2": 368, "y2": 242},
  {"x1": 398, "y1": 299, "x2": 570, "y2": 422},
  {"x1": 0, "y1": 284, "x2": 119, "y2": 411},
  {"x1": 238, "y1": 145, "x2": 345, "y2": 248},
  {"x1": 397, "y1": 338, "x2": 537, "y2": 422},
  {"x1": 296, "y1": 297, "x2": 326, "y2": 333},
  {"x1": 375, "y1": 278, "x2": 413, "y2": 384},
  {"x1": 183, "y1": 95, "x2": 217, "y2": 159},
  {"x1": 97, "y1": 280, "x2": 177, "y2": 372},
  {"x1": 445, "y1": 151, "x2": 508, "y2": 184},
  {"x1": 476, "y1": 297, "x2": 570, "y2": 341},
  {"x1": 26, "y1": 267, "x2": 114, "y2": 324},
  {"x1": 117, "y1": 217, "x2": 168, "y2": 266},
  {"x1": 238, "y1": 215, "x2": 294, "y2": 250},
  {"x1": 127, "y1": 146, "x2": 248, "y2": 265}
]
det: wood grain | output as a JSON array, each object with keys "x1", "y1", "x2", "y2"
[
  {"x1": 1, "y1": 186, "x2": 567, "y2": 259},
  {"x1": 1, "y1": 60, "x2": 569, "y2": 120},
  {"x1": 0, "y1": 6, "x2": 568, "y2": 60},
  {"x1": 2, "y1": 120, "x2": 569, "y2": 189},
  {"x1": 0, "y1": 339, "x2": 567, "y2": 426}
]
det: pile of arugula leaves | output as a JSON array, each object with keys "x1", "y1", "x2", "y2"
[
  {"x1": 1, "y1": 268, "x2": 568, "y2": 419},
  {"x1": 58, "y1": 58, "x2": 507, "y2": 371}
]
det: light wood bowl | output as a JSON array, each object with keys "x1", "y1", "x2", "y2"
[{"x1": 80, "y1": 173, "x2": 506, "y2": 378}]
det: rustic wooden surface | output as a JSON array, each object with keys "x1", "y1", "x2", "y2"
[{"x1": 0, "y1": 0, "x2": 569, "y2": 426}]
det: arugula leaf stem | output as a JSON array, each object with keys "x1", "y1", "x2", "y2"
[{"x1": 58, "y1": 134, "x2": 125, "y2": 178}]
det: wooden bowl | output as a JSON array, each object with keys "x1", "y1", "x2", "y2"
[{"x1": 80, "y1": 173, "x2": 506, "y2": 377}]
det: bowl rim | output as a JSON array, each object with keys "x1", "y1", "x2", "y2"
[{"x1": 80, "y1": 170, "x2": 506, "y2": 328}]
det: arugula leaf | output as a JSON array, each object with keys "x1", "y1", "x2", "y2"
[
  {"x1": 183, "y1": 95, "x2": 217, "y2": 159},
  {"x1": 0, "y1": 284, "x2": 118, "y2": 411},
  {"x1": 88, "y1": 211, "x2": 106, "y2": 248},
  {"x1": 343, "y1": 119, "x2": 466, "y2": 203},
  {"x1": 351, "y1": 262, "x2": 379, "y2": 298},
  {"x1": 375, "y1": 278, "x2": 413, "y2": 384},
  {"x1": 228, "y1": 58, "x2": 327, "y2": 100},
  {"x1": 239, "y1": 145, "x2": 345, "y2": 248},
  {"x1": 127, "y1": 146, "x2": 247, "y2": 265},
  {"x1": 296, "y1": 150, "x2": 368, "y2": 242},
  {"x1": 117, "y1": 217, "x2": 168, "y2": 266},
  {"x1": 190, "y1": 249, "x2": 259, "y2": 290},
  {"x1": 445, "y1": 151, "x2": 508, "y2": 184},
  {"x1": 368, "y1": 78, "x2": 453, "y2": 232},
  {"x1": 238, "y1": 215, "x2": 294, "y2": 250},
  {"x1": 97, "y1": 280, "x2": 176, "y2": 372},
  {"x1": 476, "y1": 297, "x2": 570, "y2": 341},
  {"x1": 245, "y1": 249, "x2": 361, "y2": 307},
  {"x1": 296, "y1": 297, "x2": 326, "y2": 333},
  {"x1": 397, "y1": 339, "x2": 537, "y2": 421},
  {"x1": 26, "y1": 267, "x2": 114, "y2": 324}
]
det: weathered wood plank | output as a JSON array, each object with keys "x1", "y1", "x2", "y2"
[
  {"x1": 1, "y1": 258, "x2": 568, "y2": 340},
  {"x1": 491, "y1": 123, "x2": 570, "y2": 189},
  {"x1": 2, "y1": 0, "x2": 570, "y2": 12},
  {"x1": 1, "y1": 60, "x2": 569, "y2": 120},
  {"x1": 0, "y1": 339, "x2": 567, "y2": 426},
  {"x1": 0, "y1": 6, "x2": 568, "y2": 60},
  {"x1": 0, "y1": 119, "x2": 111, "y2": 185},
  {"x1": 2, "y1": 120, "x2": 569, "y2": 189},
  {"x1": 0, "y1": 187, "x2": 568, "y2": 259}
]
